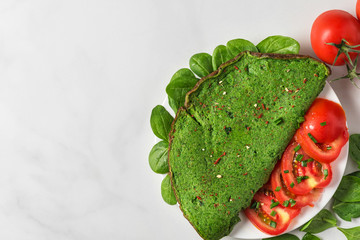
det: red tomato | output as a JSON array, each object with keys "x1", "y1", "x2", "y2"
[
  {"x1": 304, "y1": 159, "x2": 333, "y2": 188},
  {"x1": 295, "y1": 125, "x2": 349, "y2": 163},
  {"x1": 357, "y1": 0, "x2": 360, "y2": 20},
  {"x1": 244, "y1": 191, "x2": 300, "y2": 235},
  {"x1": 296, "y1": 98, "x2": 349, "y2": 163},
  {"x1": 281, "y1": 142, "x2": 332, "y2": 195},
  {"x1": 301, "y1": 98, "x2": 347, "y2": 143},
  {"x1": 271, "y1": 163, "x2": 323, "y2": 208},
  {"x1": 311, "y1": 10, "x2": 360, "y2": 65}
]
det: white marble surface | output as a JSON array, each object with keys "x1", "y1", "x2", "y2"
[{"x1": 0, "y1": 0, "x2": 359, "y2": 239}]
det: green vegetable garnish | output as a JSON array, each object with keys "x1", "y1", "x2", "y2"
[
  {"x1": 320, "y1": 121, "x2": 327, "y2": 126},
  {"x1": 270, "y1": 221, "x2": 277, "y2": 228},
  {"x1": 294, "y1": 145, "x2": 301, "y2": 152},
  {"x1": 307, "y1": 133, "x2": 318, "y2": 143}
]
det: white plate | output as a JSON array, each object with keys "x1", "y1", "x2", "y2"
[{"x1": 230, "y1": 82, "x2": 349, "y2": 239}]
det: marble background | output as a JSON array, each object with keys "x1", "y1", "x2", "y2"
[{"x1": 0, "y1": 0, "x2": 358, "y2": 239}]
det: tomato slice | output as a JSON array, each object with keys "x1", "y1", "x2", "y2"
[
  {"x1": 304, "y1": 159, "x2": 332, "y2": 188},
  {"x1": 281, "y1": 141, "x2": 332, "y2": 195},
  {"x1": 271, "y1": 163, "x2": 323, "y2": 208},
  {"x1": 244, "y1": 190, "x2": 300, "y2": 235},
  {"x1": 295, "y1": 98, "x2": 349, "y2": 163},
  {"x1": 295, "y1": 126, "x2": 348, "y2": 163},
  {"x1": 281, "y1": 142, "x2": 315, "y2": 195}
]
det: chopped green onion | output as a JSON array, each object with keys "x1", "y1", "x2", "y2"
[
  {"x1": 282, "y1": 200, "x2": 290, "y2": 207},
  {"x1": 270, "y1": 201, "x2": 280, "y2": 209},
  {"x1": 308, "y1": 133, "x2": 318, "y2": 143},
  {"x1": 270, "y1": 210, "x2": 277, "y2": 217},
  {"x1": 270, "y1": 221, "x2": 277, "y2": 228},
  {"x1": 320, "y1": 121, "x2": 327, "y2": 126},
  {"x1": 301, "y1": 161, "x2": 307, "y2": 167},
  {"x1": 284, "y1": 170, "x2": 289, "y2": 174},
  {"x1": 324, "y1": 169, "x2": 329, "y2": 180},
  {"x1": 327, "y1": 146, "x2": 332, "y2": 150},
  {"x1": 275, "y1": 186, "x2": 281, "y2": 192},
  {"x1": 250, "y1": 201, "x2": 257, "y2": 209},
  {"x1": 297, "y1": 176, "x2": 309, "y2": 183},
  {"x1": 274, "y1": 118, "x2": 283, "y2": 125},
  {"x1": 294, "y1": 145, "x2": 301, "y2": 152},
  {"x1": 290, "y1": 182, "x2": 295, "y2": 188},
  {"x1": 289, "y1": 199, "x2": 297, "y2": 207},
  {"x1": 296, "y1": 176, "x2": 302, "y2": 184},
  {"x1": 296, "y1": 154, "x2": 304, "y2": 161}
]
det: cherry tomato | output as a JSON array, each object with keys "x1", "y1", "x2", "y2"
[
  {"x1": 244, "y1": 191, "x2": 300, "y2": 235},
  {"x1": 301, "y1": 98, "x2": 347, "y2": 143},
  {"x1": 281, "y1": 142, "x2": 332, "y2": 195},
  {"x1": 311, "y1": 10, "x2": 360, "y2": 65},
  {"x1": 271, "y1": 163, "x2": 323, "y2": 208}
]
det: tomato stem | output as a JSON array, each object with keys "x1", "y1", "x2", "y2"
[
  {"x1": 326, "y1": 39, "x2": 360, "y2": 66},
  {"x1": 330, "y1": 55, "x2": 360, "y2": 89}
]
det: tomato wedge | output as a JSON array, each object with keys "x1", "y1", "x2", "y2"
[
  {"x1": 244, "y1": 190, "x2": 300, "y2": 235},
  {"x1": 281, "y1": 141, "x2": 332, "y2": 195},
  {"x1": 295, "y1": 126, "x2": 348, "y2": 163},
  {"x1": 271, "y1": 163, "x2": 323, "y2": 208}
]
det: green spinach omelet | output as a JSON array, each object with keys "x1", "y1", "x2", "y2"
[{"x1": 168, "y1": 52, "x2": 330, "y2": 240}]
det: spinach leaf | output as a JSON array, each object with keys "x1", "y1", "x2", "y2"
[
  {"x1": 149, "y1": 141, "x2": 169, "y2": 174},
  {"x1": 349, "y1": 170, "x2": 360, "y2": 178},
  {"x1": 166, "y1": 68, "x2": 198, "y2": 111},
  {"x1": 349, "y1": 134, "x2": 360, "y2": 169},
  {"x1": 189, "y1": 53, "x2": 213, "y2": 78},
  {"x1": 334, "y1": 175, "x2": 360, "y2": 202},
  {"x1": 150, "y1": 105, "x2": 174, "y2": 141},
  {"x1": 161, "y1": 174, "x2": 177, "y2": 205},
  {"x1": 168, "y1": 96, "x2": 178, "y2": 114},
  {"x1": 256, "y1": 35, "x2": 300, "y2": 54},
  {"x1": 226, "y1": 38, "x2": 258, "y2": 58},
  {"x1": 263, "y1": 233, "x2": 299, "y2": 240},
  {"x1": 212, "y1": 45, "x2": 231, "y2": 70},
  {"x1": 302, "y1": 233, "x2": 320, "y2": 240},
  {"x1": 338, "y1": 226, "x2": 360, "y2": 240},
  {"x1": 332, "y1": 198, "x2": 360, "y2": 221},
  {"x1": 300, "y1": 209, "x2": 337, "y2": 234}
]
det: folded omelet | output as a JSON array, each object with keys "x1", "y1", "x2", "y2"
[{"x1": 168, "y1": 52, "x2": 330, "y2": 240}]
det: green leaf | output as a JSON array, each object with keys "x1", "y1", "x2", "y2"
[
  {"x1": 226, "y1": 38, "x2": 258, "y2": 58},
  {"x1": 263, "y1": 233, "x2": 299, "y2": 240},
  {"x1": 300, "y1": 209, "x2": 337, "y2": 234},
  {"x1": 349, "y1": 134, "x2": 360, "y2": 169},
  {"x1": 166, "y1": 68, "x2": 198, "y2": 110},
  {"x1": 161, "y1": 174, "x2": 177, "y2": 205},
  {"x1": 212, "y1": 45, "x2": 231, "y2": 70},
  {"x1": 256, "y1": 35, "x2": 300, "y2": 54},
  {"x1": 168, "y1": 96, "x2": 178, "y2": 114},
  {"x1": 149, "y1": 141, "x2": 169, "y2": 174},
  {"x1": 348, "y1": 171, "x2": 360, "y2": 178},
  {"x1": 150, "y1": 105, "x2": 174, "y2": 141},
  {"x1": 302, "y1": 233, "x2": 320, "y2": 240},
  {"x1": 333, "y1": 175, "x2": 360, "y2": 202},
  {"x1": 189, "y1": 53, "x2": 213, "y2": 78},
  {"x1": 338, "y1": 226, "x2": 360, "y2": 240},
  {"x1": 332, "y1": 198, "x2": 360, "y2": 221}
]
